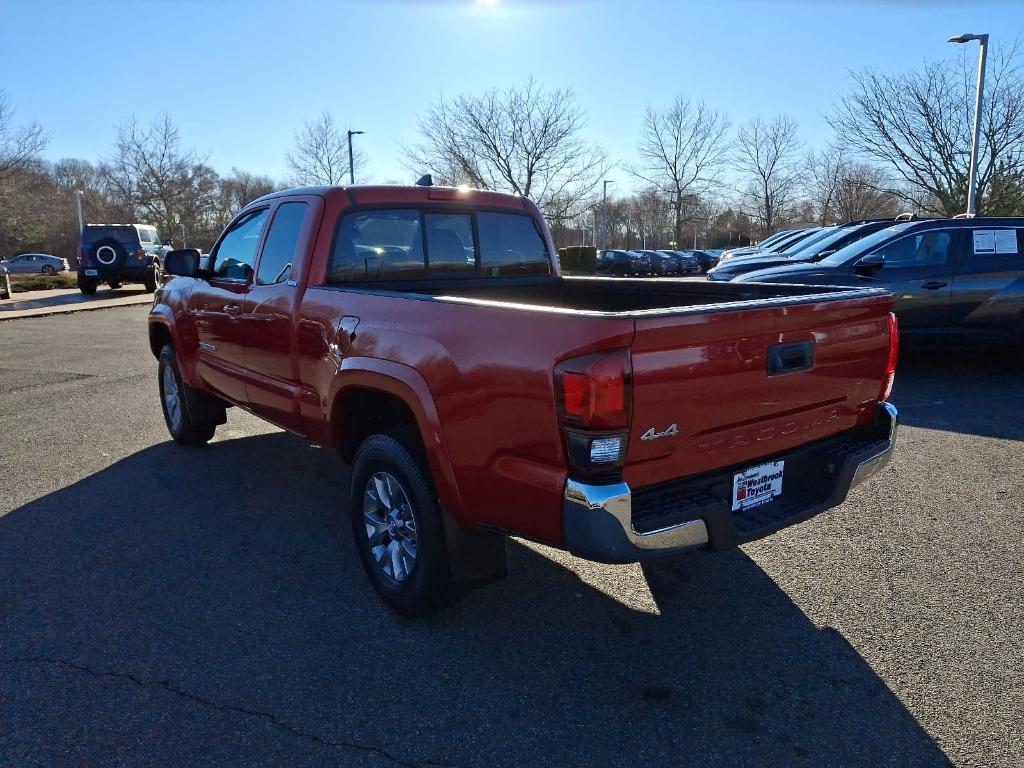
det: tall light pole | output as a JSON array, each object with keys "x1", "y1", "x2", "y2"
[
  {"x1": 948, "y1": 32, "x2": 989, "y2": 217},
  {"x1": 602, "y1": 179, "x2": 614, "y2": 249},
  {"x1": 347, "y1": 130, "x2": 364, "y2": 185},
  {"x1": 74, "y1": 190, "x2": 84, "y2": 231}
]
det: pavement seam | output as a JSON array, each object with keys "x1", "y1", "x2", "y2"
[{"x1": 2, "y1": 656, "x2": 467, "y2": 768}]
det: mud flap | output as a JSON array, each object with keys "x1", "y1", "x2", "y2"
[{"x1": 442, "y1": 509, "x2": 509, "y2": 594}]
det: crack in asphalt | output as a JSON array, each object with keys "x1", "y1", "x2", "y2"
[{"x1": 2, "y1": 657, "x2": 466, "y2": 768}]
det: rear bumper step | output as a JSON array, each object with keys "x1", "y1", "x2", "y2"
[{"x1": 563, "y1": 401, "x2": 898, "y2": 563}]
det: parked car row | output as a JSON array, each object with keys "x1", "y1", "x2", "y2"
[
  {"x1": 710, "y1": 215, "x2": 1024, "y2": 337},
  {"x1": 595, "y1": 248, "x2": 719, "y2": 276}
]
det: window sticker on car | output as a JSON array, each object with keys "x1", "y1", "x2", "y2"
[
  {"x1": 994, "y1": 230, "x2": 1018, "y2": 255},
  {"x1": 973, "y1": 230, "x2": 996, "y2": 255}
]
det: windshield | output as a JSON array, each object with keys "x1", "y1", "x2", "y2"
[
  {"x1": 784, "y1": 226, "x2": 859, "y2": 260},
  {"x1": 765, "y1": 229, "x2": 817, "y2": 253},
  {"x1": 776, "y1": 227, "x2": 834, "y2": 256},
  {"x1": 819, "y1": 223, "x2": 916, "y2": 266}
]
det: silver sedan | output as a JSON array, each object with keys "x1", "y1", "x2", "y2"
[{"x1": 0, "y1": 253, "x2": 69, "y2": 275}]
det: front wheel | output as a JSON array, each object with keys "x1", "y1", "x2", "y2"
[
  {"x1": 41, "y1": 264, "x2": 56, "y2": 275},
  {"x1": 143, "y1": 261, "x2": 159, "y2": 293},
  {"x1": 350, "y1": 433, "x2": 451, "y2": 616},
  {"x1": 158, "y1": 345, "x2": 224, "y2": 446}
]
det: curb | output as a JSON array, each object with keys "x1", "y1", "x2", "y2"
[{"x1": 0, "y1": 294, "x2": 153, "y2": 321}]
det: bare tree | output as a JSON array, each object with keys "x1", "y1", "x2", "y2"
[
  {"x1": 215, "y1": 167, "x2": 278, "y2": 228},
  {"x1": 0, "y1": 91, "x2": 47, "y2": 182},
  {"x1": 404, "y1": 78, "x2": 608, "y2": 221},
  {"x1": 733, "y1": 115, "x2": 803, "y2": 238},
  {"x1": 805, "y1": 145, "x2": 899, "y2": 223},
  {"x1": 829, "y1": 43, "x2": 1024, "y2": 215},
  {"x1": 286, "y1": 112, "x2": 365, "y2": 186},
  {"x1": 629, "y1": 95, "x2": 730, "y2": 246},
  {"x1": 102, "y1": 114, "x2": 219, "y2": 241}
]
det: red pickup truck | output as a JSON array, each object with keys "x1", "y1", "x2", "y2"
[{"x1": 149, "y1": 184, "x2": 899, "y2": 615}]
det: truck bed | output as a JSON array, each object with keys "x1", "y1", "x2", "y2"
[{"x1": 336, "y1": 275, "x2": 889, "y2": 316}]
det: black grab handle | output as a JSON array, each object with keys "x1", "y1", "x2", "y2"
[{"x1": 766, "y1": 340, "x2": 816, "y2": 376}]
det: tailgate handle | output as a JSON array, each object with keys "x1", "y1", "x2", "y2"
[{"x1": 767, "y1": 341, "x2": 815, "y2": 376}]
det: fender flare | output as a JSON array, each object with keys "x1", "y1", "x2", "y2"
[
  {"x1": 148, "y1": 306, "x2": 203, "y2": 390},
  {"x1": 329, "y1": 357, "x2": 465, "y2": 522}
]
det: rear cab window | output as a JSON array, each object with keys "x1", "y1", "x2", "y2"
[{"x1": 327, "y1": 208, "x2": 551, "y2": 283}]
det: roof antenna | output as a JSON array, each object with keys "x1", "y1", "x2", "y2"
[{"x1": 415, "y1": 174, "x2": 433, "y2": 187}]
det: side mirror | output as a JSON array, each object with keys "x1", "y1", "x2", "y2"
[
  {"x1": 854, "y1": 253, "x2": 885, "y2": 272},
  {"x1": 164, "y1": 248, "x2": 203, "y2": 277}
]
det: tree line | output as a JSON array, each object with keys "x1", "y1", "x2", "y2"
[{"x1": 1, "y1": 40, "x2": 1022, "y2": 260}]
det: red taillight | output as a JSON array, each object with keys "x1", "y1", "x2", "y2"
[
  {"x1": 137, "y1": 248, "x2": 146, "y2": 260},
  {"x1": 555, "y1": 349, "x2": 631, "y2": 429},
  {"x1": 880, "y1": 312, "x2": 899, "y2": 401}
]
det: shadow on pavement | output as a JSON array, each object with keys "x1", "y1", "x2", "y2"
[
  {"x1": 0, "y1": 432, "x2": 951, "y2": 767},
  {"x1": 891, "y1": 338, "x2": 1024, "y2": 441}
]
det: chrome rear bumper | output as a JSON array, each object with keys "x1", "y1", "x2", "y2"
[{"x1": 562, "y1": 402, "x2": 898, "y2": 563}]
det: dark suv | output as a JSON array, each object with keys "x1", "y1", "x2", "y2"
[
  {"x1": 78, "y1": 224, "x2": 170, "y2": 294},
  {"x1": 736, "y1": 217, "x2": 1024, "y2": 336},
  {"x1": 595, "y1": 249, "x2": 652, "y2": 276}
]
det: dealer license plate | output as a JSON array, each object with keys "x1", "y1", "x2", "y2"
[
  {"x1": 84, "y1": 269, "x2": 98, "y2": 277},
  {"x1": 732, "y1": 460, "x2": 784, "y2": 512}
]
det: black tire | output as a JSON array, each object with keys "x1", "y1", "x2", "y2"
[
  {"x1": 77, "y1": 274, "x2": 97, "y2": 295},
  {"x1": 41, "y1": 264, "x2": 56, "y2": 275},
  {"x1": 91, "y1": 238, "x2": 128, "y2": 269},
  {"x1": 350, "y1": 433, "x2": 451, "y2": 616},
  {"x1": 143, "y1": 261, "x2": 159, "y2": 293},
  {"x1": 158, "y1": 344, "x2": 224, "y2": 446},
  {"x1": 108, "y1": 281, "x2": 122, "y2": 290}
]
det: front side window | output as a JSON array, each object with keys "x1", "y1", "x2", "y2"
[
  {"x1": 425, "y1": 213, "x2": 475, "y2": 274},
  {"x1": 213, "y1": 208, "x2": 269, "y2": 280},
  {"x1": 876, "y1": 230, "x2": 952, "y2": 268},
  {"x1": 478, "y1": 212, "x2": 551, "y2": 276},
  {"x1": 257, "y1": 202, "x2": 308, "y2": 285},
  {"x1": 329, "y1": 210, "x2": 424, "y2": 282}
]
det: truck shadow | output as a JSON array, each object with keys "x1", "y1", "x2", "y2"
[
  {"x1": 0, "y1": 433, "x2": 950, "y2": 767},
  {"x1": 891, "y1": 339, "x2": 1024, "y2": 441}
]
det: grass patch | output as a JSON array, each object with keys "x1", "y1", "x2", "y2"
[{"x1": 9, "y1": 272, "x2": 78, "y2": 293}]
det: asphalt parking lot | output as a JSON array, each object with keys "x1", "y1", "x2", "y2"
[{"x1": 1, "y1": 306, "x2": 1021, "y2": 767}]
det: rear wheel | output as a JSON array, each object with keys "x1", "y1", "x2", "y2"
[
  {"x1": 108, "y1": 281, "x2": 122, "y2": 290},
  {"x1": 158, "y1": 345, "x2": 224, "y2": 446},
  {"x1": 77, "y1": 274, "x2": 97, "y2": 295},
  {"x1": 41, "y1": 264, "x2": 55, "y2": 275},
  {"x1": 351, "y1": 433, "x2": 451, "y2": 616}
]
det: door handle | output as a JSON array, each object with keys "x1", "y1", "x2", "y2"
[
  {"x1": 921, "y1": 281, "x2": 948, "y2": 290},
  {"x1": 224, "y1": 303, "x2": 241, "y2": 315}
]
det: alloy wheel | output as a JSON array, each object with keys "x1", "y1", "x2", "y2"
[{"x1": 363, "y1": 471, "x2": 418, "y2": 582}]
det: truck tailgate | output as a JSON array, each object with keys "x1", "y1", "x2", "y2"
[{"x1": 624, "y1": 291, "x2": 893, "y2": 490}]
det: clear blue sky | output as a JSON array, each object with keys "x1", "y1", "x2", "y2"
[{"x1": 3, "y1": 0, "x2": 1021, "y2": 191}]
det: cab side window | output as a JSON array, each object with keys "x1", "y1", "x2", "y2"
[
  {"x1": 213, "y1": 208, "x2": 269, "y2": 281},
  {"x1": 256, "y1": 203, "x2": 308, "y2": 285},
  {"x1": 876, "y1": 230, "x2": 952, "y2": 268}
]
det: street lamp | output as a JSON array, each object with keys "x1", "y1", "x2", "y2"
[
  {"x1": 948, "y1": 32, "x2": 989, "y2": 217},
  {"x1": 347, "y1": 129, "x2": 365, "y2": 185},
  {"x1": 602, "y1": 179, "x2": 614, "y2": 249}
]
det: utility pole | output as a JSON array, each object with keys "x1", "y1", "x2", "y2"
[
  {"x1": 181, "y1": 223, "x2": 187, "y2": 249},
  {"x1": 602, "y1": 180, "x2": 614, "y2": 249},
  {"x1": 74, "y1": 190, "x2": 84, "y2": 231},
  {"x1": 948, "y1": 33, "x2": 989, "y2": 216},
  {"x1": 347, "y1": 129, "x2": 365, "y2": 185}
]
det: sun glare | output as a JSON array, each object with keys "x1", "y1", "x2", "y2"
[{"x1": 474, "y1": 0, "x2": 498, "y2": 8}]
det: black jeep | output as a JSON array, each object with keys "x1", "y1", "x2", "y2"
[{"x1": 77, "y1": 224, "x2": 170, "y2": 295}]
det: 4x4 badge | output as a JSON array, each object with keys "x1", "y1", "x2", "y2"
[{"x1": 641, "y1": 423, "x2": 678, "y2": 441}]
